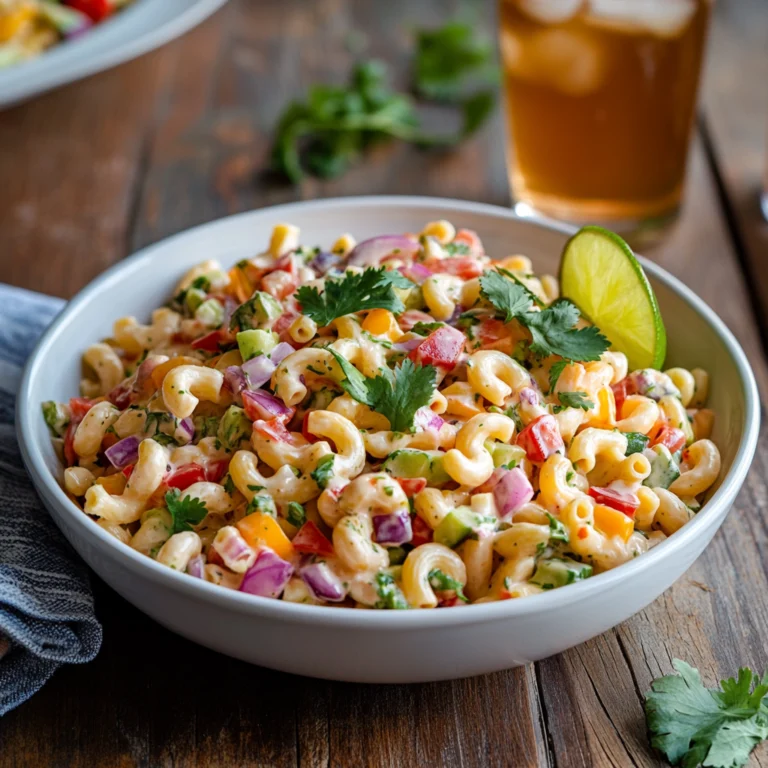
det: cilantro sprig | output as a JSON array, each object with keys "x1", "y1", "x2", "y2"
[
  {"x1": 553, "y1": 391, "x2": 594, "y2": 413},
  {"x1": 296, "y1": 268, "x2": 405, "y2": 327},
  {"x1": 646, "y1": 660, "x2": 768, "y2": 768},
  {"x1": 165, "y1": 490, "x2": 208, "y2": 535},
  {"x1": 329, "y1": 351, "x2": 436, "y2": 433},
  {"x1": 428, "y1": 569, "x2": 468, "y2": 602},
  {"x1": 479, "y1": 271, "x2": 610, "y2": 362}
]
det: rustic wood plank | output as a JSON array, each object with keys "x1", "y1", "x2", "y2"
[{"x1": 700, "y1": 0, "x2": 768, "y2": 339}]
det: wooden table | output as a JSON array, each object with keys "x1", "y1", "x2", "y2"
[{"x1": 1, "y1": 1, "x2": 767, "y2": 765}]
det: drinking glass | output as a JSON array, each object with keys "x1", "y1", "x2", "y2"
[{"x1": 499, "y1": 0, "x2": 712, "y2": 241}]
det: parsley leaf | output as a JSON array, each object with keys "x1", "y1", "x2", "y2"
[
  {"x1": 411, "y1": 321, "x2": 445, "y2": 336},
  {"x1": 625, "y1": 432, "x2": 650, "y2": 456},
  {"x1": 427, "y1": 568, "x2": 468, "y2": 602},
  {"x1": 413, "y1": 22, "x2": 496, "y2": 102},
  {"x1": 645, "y1": 659, "x2": 768, "y2": 768},
  {"x1": 374, "y1": 572, "x2": 409, "y2": 610},
  {"x1": 311, "y1": 454, "x2": 335, "y2": 489},
  {"x1": 330, "y1": 351, "x2": 437, "y2": 432},
  {"x1": 523, "y1": 301, "x2": 610, "y2": 362},
  {"x1": 165, "y1": 490, "x2": 208, "y2": 535},
  {"x1": 556, "y1": 391, "x2": 594, "y2": 412},
  {"x1": 479, "y1": 270, "x2": 532, "y2": 323},
  {"x1": 296, "y1": 267, "x2": 405, "y2": 327}
]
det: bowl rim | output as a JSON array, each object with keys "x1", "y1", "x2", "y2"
[{"x1": 16, "y1": 195, "x2": 761, "y2": 630}]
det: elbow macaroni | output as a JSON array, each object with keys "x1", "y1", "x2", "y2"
[{"x1": 45, "y1": 220, "x2": 723, "y2": 608}]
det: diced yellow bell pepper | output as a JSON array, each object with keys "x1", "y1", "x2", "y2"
[
  {"x1": 237, "y1": 512, "x2": 294, "y2": 560},
  {"x1": 362, "y1": 309, "x2": 394, "y2": 336},
  {"x1": 593, "y1": 504, "x2": 634, "y2": 542},
  {"x1": 0, "y1": 6, "x2": 35, "y2": 44},
  {"x1": 96, "y1": 473, "x2": 128, "y2": 496}
]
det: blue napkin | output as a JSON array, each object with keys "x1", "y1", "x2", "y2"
[{"x1": 0, "y1": 284, "x2": 102, "y2": 716}]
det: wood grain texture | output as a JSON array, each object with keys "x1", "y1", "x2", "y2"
[{"x1": 1, "y1": 1, "x2": 768, "y2": 766}]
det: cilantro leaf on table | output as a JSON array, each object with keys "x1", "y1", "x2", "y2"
[
  {"x1": 413, "y1": 22, "x2": 496, "y2": 102},
  {"x1": 427, "y1": 569, "x2": 468, "y2": 602},
  {"x1": 329, "y1": 351, "x2": 436, "y2": 432},
  {"x1": 523, "y1": 301, "x2": 610, "y2": 362},
  {"x1": 165, "y1": 489, "x2": 208, "y2": 535},
  {"x1": 645, "y1": 659, "x2": 768, "y2": 768},
  {"x1": 479, "y1": 271, "x2": 532, "y2": 322},
  {"x1": 296, "y1": 267, "x2": 405, "y2": 327},
  {"x1": 554, "y1": 391, "x2": 594, "y2": 413}
]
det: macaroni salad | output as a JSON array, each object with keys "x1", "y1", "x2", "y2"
[
  {"x1": 43, "y1": 221, "x2": 721, "y2": 608},
  {"x1": 0, "y1": 0, "x2": 133, "y2": 68}
]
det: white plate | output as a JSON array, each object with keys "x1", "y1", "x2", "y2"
[
  {"x1": 16, "y1": 197, "x2": 760, "y2": 683},
  {"x1": 0, "y1": 0, "x2": 228, "y2": 109}
]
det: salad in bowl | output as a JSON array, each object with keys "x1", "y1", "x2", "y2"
[{"x1": 41, "y1": 220, "x2": 721, "y2": 611}]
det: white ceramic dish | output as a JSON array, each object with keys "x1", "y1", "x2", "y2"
[
  {"x1": 16, "y1": 197, "x2": 759, "y2": 683},
  {"x1": 0, "y1": 0, "x2": 228, "y2": 109}
]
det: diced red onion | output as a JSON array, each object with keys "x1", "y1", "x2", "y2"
[
  {"x1": 348, "y1": 235, "x2": 420, "y2": 267},
  {"x1": 187, "y1": 554, "x2": 205, "y2": 579},
  {"x1": 519, "y1": 387, "x2": 539, "y2": 406},
  {"x1": 301, "y1": 562, "x2": 347, "y2": 602},
  {"x1": 493, "y1": 467, "x2": 534, "y2": 521},
  {"x1": 179, "y1": 417, "x2": 195, "y2": 438},
  {"x1": 224, "y1": 365, "x2": 248, "y2": 398},
  {"x1": 373, "y1": 510, "x2": 413, "y2": 546},
  {"x1": 269, "y1": 342, "x2": 295, "y2": 365},
  {"x1": 240, "y1": 550, "x2": 294, "y2": 598},
  {"x1": 242, "y1": 389, "x2": 292, "y2": 419},
  {"x1": 474, "y1": 467, "x2": 507, "y2": 494},
  {"x1": 413, "y1": 407, "x2": 445, "y2": 433},
  {"x1": 241, "y1": 354, "x2": 276, "y2": 388},
  {"x1": 214, "y1": 530, "x2": 254, "y2": 572},
  {"x1": 393, "y1": 336, "x2": 423, "y2": 353},
  {"x1": 447, "y1": 304, "x2": 464, "y2": 325},
  {"x1": 107, "y1": 378, "x2": 134, "y2": 410},
  {"x1": 104, "y1": 435, "x2": 140, "y2": 470},
  {"x1": 308, "y1": 251, "x2": 341, "y2": 275},
  {"x1": 399, "y1": 263, "x2": 433, "y2": 284}
]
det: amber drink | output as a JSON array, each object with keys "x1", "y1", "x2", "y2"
[{"x1": 499, "y1": 0, "x2": 712, "y2": 237}]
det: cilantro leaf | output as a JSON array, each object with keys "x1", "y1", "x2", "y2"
[
  {"x1": 247, "y1": 495, "x2": 277, "y2": 517},
  {"x1": 296, "y1": 268, "x2": 405, "y2": 327},
  {"x1": 377, "y1": 269, "x2": 415, "y2": 289},
  {"x1": 311, "y1": 454, "x2": 335, "y2": 489},
  {"x1": 444, "y1": 242, "x2": 470, "y2": 256},
  {"x1": 546, "y1": 513, "x2": 569, "y2": 544},
  {"x1": 556, "y1": 391, "x2": 594, "y2": 412},
  {"x1": 330, "y1": 351, "x2": 436, "y2": 432},
  {"x1": 522, "y1": 301, "x2": 610, "y2": 362},
  {"x1": 374, "y1": 572, "x2": 409, "y2": 610},
  {"x1": 411, "y1": 321, "x2": 445, "y2": 336},
  {"x1": 548, "y1": 360, "x2": 569, "y2": 393},
  {"x1": 165, "y1": 489, "x2": 208, "y2": 535},
  {"x1": 413, "y1": 21, "x2": 496, "y2": 102},
  {"x1": 646, "y1": 660, "x2": 768, "y2": 768},
  {"x1": 479, "y1": 270, "x2": 532, "y2": 323},
  {"x1": 625, "y1": 432, "x2": 650, "y2": 456},
  {"x1": 286, "y1": 501, "x2": 307, "y2": 528},
  {"x1": 427, "y1": 568, "x2": 468, "y2": 602}
]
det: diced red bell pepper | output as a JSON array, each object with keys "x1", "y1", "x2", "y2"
[
  {"x1": 611, "y1": 377, "x2": 637, "y2": 415},
  {"x1": 453, "y1": 228, "x2": 484, "y2": 257},
  {"x1": 166, "y1": 463, "x2": 206, "y2": 491},
  {"x1": 292, "y1": 521, "x2": 334, "y2": 557},
  {"x1": 424, "y1": 256, "x2": 483, "y2": 280},
  {"x1": 205, "y1": 459, "x2": 230, "y2": 484},
  {"x1": 301, "y1": 412, "x2": 320, "y2": 443},
  {"x1": 69, "y1": 396, "x2": 96, "y2": 421},
  {"x1": 191, "y1": 330, "x2": 226, "y2": 352},
  {"x1": 410, "y1": 515, "x2": 433, "y2": 547},
  {"x1": 273, "y1": 310, "x2": 298, "y2": 337},
  {"x1": 587, "y1": 487, "x2": 640, "y2": 516},
  {"x1": 101, "y1": 431, "x2": 119, "y2": 451},
  {"x1": 396, "y1": 477, "x2": 427, "y2": 497},
  {"x1": 63, "y1": 422, "x2": 77, "y2": 467},
  {"x1": 651, "y1": 426, "x2": 686, "y2": 454},
  {"x1": 409, "y1": 326, "x2": 465, "y2": 370},
  {"x1": 437, "y1": 595, "x2": 462, "y2": 607},
  {"x1": 242, "y1": 391, "x2": 295, "y2": 424},
  {"x1": 516, "y1": 414, "x2": 564, "y2": 462},
  {"x1": 64, "y1": 0, "x2": 111, "y2": 22},
  {"x1": 253, "y1": 418, "x2": 295, "y2": 444},
  {"x1": 207, "y1": 547, "x2": 225, "y2": 567},
  {"x1": 107, "y1": 379, "x2": 133, "y2": 409},
  {"x1": 122, "y1": 464, "x2": 135, "y2": 479}
]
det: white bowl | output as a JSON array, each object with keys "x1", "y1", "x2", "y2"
[
  {"x1": 16, "y1": 197, "x2": 760, "y2": 683},
  {"x1": 0, "y1": 0, "x2": 228, "y2": 109}
]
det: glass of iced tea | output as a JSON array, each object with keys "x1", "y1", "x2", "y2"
[{"x1": 499, "y1": 0, "x2": 712, "y2": 240}]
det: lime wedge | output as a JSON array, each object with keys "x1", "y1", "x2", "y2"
[{"x1": 559, "y1": 226, "x2": 666, "y2": 370}]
